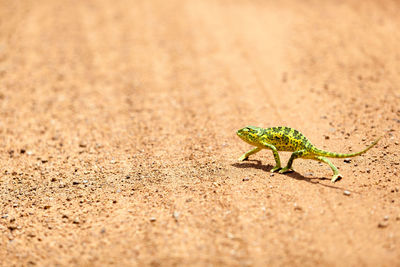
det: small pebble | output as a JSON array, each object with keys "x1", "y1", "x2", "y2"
[
  {"x1": 344, "y1": 159, "x2": 351, "y2": 163},
  {"x1": 294, "y1": 203, "x2": 303, "y2": 211},
  {"x1": 378, "y1": 222, "x2": 388, "y2": 228},
  {"x1": 242, "y1": 177, "x2": 250, "y2": 181},
  {"x1": 72, "y1": 181, "x2": 80, "y2": 185},
  {"x1": 110, "y1": 159, "x2": 116, "y2": 164},
  {"x1": 173, "y1": 211, "x2": 180, "y2": 221},
  {"x1": 270, "y1": 173, "x2": 274, "y2": 177},
  {"x1": 79, "y1": 142, "x2": 87, "y2": 148},
  {"x1": 343, "y1": 190, "x2": 351, "y2": 196},
  {"x1": 384, "y1": 215, "x2": 389, "y2": 221},
  {"x1": 149, "y1": 217, "x2": 156, "y2": 222}
]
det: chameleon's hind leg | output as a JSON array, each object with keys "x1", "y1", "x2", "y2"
[
  {"x1": 313, "y1": 156, "x2": 342, "y2": 182},
  {"x1": 279, "y1": 150, "x2": 307, "y2": 174},
  {"x1": 238, "y1": 147, "x2": 262, "y2": 161}
]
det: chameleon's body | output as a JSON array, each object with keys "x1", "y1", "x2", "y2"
[{"x1": 237, "y1": 126, "x2": 381, "y2": 182}]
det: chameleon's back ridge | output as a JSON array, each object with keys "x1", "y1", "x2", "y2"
[{"x1": 236, "y1": 126, "x2": 381, "y2": 182}]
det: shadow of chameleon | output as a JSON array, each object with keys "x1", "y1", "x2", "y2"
[{"x1": 231, "y1": 159, "x2": 349, "y2": 191}]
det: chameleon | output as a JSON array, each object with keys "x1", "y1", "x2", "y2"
[{"x1": 236, "y1": 126, "x2": 381, "y2": 182}]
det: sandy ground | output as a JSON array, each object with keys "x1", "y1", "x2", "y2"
[{"x1": 0, "y1": 0, "x2": 400, "y2": 266}]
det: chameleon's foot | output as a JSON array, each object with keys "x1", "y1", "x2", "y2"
[
  {"x1": 270, "y1": 166, "x2": 282, "y2": 173},
  {"x1": 278, "y1": 167, "x2": 293, "y2": 174},
  {"x1": 331, "y1": 174, "x2": 342, "y2": 183},
  {"x1": 238, "y1": 155, "x2": 248, "y2": 161}
]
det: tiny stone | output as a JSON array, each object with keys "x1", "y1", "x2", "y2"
[
  {"x1": 51, "y1": 177, "x2": 57, "y2": 182},
  {"x1": 242, "y1": 177, "x2": 250, "y2": 181},
  {"x1": 125, "y1": 175, "x2": 131, "y2": 179},
  {"x1": 378, "y1": 222, "x2": 388, "y2": 228},
  {"x1": 73, "y1": 218, "x2": 80, "y2": 224},
  {"x1": 83, "y1": 180, "x2": 88, "y2": 184},
  {"x1": 344, "y1": 159, "x2": 351, "y2": 163},
  {"x1": 294, "y1": 203, "x2": 303, "y2": 211},
  {"x1": 79, "y1": 142, "x2": 87, "y2": 148},
  {"x1": 72, "y1": 181, "x2": 80, "y2": 185},
  {"x1": 173, "y1": 211, "x2": 180, "y2": 221},
  {"x1": 384, "y1": 215, "x2": 389, "y2": 221},
  {"x1": 26, "y1": 151, "x2": 34, "y2": 156},
  {"x1": 270, "y1": 173, "x2": 274, "y2": 177},
  {"x1": 343, "y1": 190, "x2": 351, "y2": 196},
  {"x1": 149, "y1": 217, "x2": 156, "y2": 222},
  {"x1": 324, "y1": 136, "x2": 330, "y2": 140},
  {"x1": 20, "y1": 149, "x2": 26, "y2": 154},
  {"x1": 110, "y1": 159, "x2": 116, "y2": 164}
]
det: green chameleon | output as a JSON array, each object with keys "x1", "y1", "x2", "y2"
[{"x1": 237, "y1": 126, "x2": 381, "y2": 182}]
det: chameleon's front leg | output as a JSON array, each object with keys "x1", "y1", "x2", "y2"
[
  {"x1": 279, "y1": 150, "x2": 306, "y2": 174},
  {"x1": 238, "y1": 147, "x2": 262, "y2": 161},
  {"x1": 313, "y1": 156, "x2": 342, "y2": 183},
  {"x1": 260, "y1": 142, "x2": 282, "y2": 172}
]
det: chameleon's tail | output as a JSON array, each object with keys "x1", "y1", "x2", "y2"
[{"x1": 312, "y1": 136, "x2": 382, "y2": 158}]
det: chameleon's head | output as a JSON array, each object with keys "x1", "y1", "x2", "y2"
[{"x1": 236, "y1": 126, "x2": 264, "y2": 146}]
